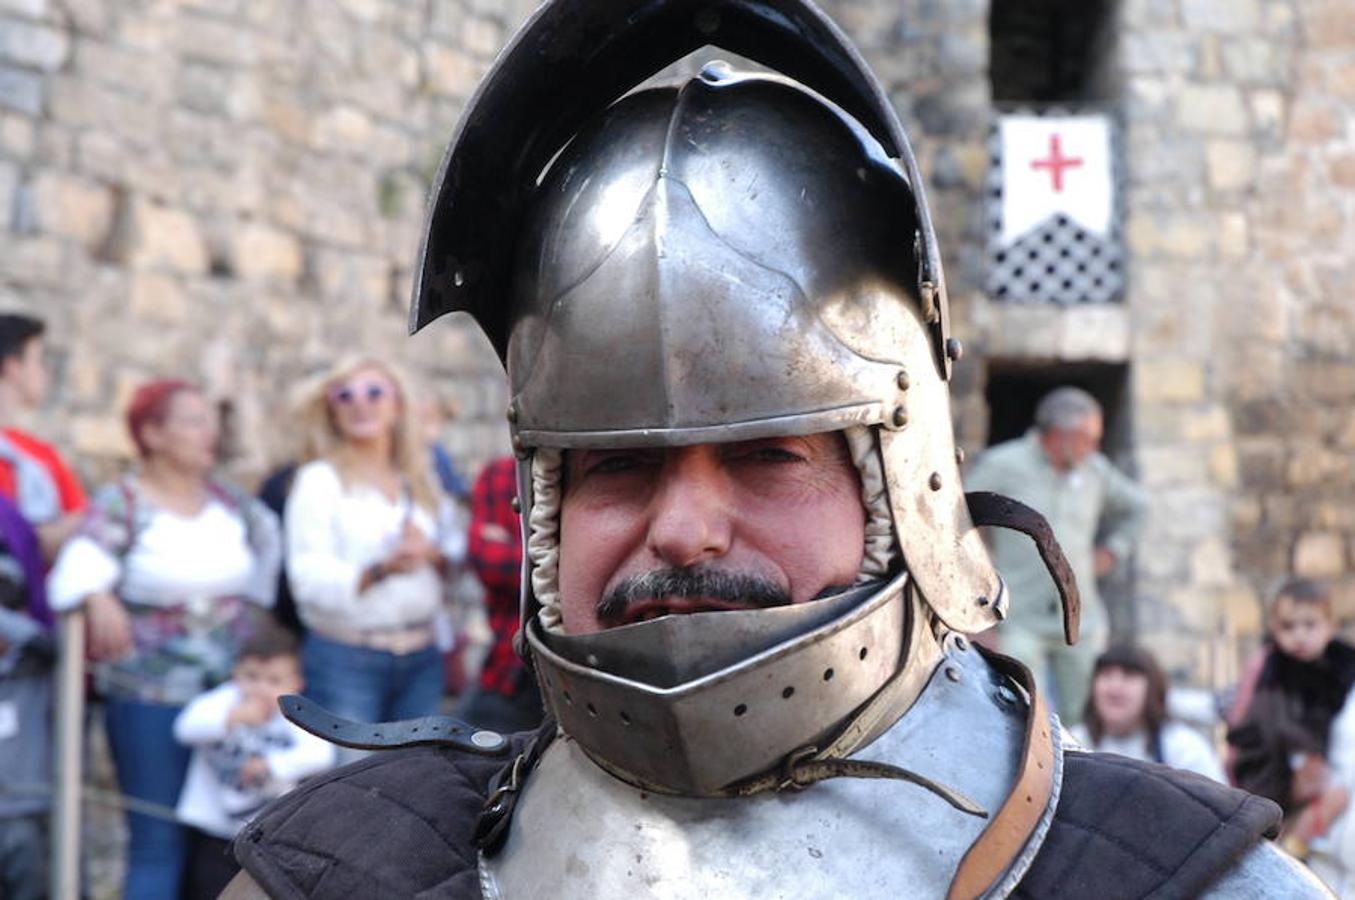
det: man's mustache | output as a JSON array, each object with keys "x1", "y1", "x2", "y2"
[{"x1": 596, "y1": 567, "x2": 791, "y2": 624}]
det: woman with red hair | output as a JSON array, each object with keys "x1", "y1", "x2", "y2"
[{"x1": 47, "y1": 379, "x2": 281, "y2": 900}]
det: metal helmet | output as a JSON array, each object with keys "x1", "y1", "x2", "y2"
[{"x1": 411, "y1": 0, "x2": 1008, "y2": 794}]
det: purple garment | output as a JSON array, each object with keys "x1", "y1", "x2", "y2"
[{"x1": 0, "y1": 493, "x2": 51, "y2": 629}]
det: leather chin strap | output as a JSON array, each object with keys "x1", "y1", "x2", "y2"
[
  {"x1": 965, "y1": 491, "x2": 1081, "y2": 646},
  {"x1": 278, "y1": 694, "x2": 511, "y2": 756},
  {"x1": 946, "y1": 650, "x2": 1056, "y2": 900}
]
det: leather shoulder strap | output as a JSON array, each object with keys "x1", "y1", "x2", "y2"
[{"x1": 947, "y1": 650, "x2": 1056, "y2": 900}]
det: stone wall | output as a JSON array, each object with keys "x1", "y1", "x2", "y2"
[
  {"x1": 1114, "y1": 0, "x2": 1355, "y2": 675},
  {"x1": 0, "y1": 0, "x2": 540, "y2": 486},
  {"x1": 2, "y1": 0, "x2": 1353, "y2": 679}
]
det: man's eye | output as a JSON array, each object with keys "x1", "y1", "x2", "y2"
[
  {"x1": 588, "y1": 454, "x2": 645, "y2": 475},
  {"x1": 739, "y1": 446, "x2": 804, "y2": 464}
]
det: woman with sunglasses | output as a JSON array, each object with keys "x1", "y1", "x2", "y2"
[
  {"x1": 286, "y1": 357, "x2": 457, "y2": 759},
  {"x1": 47, "y1": 380, "x2": 281, "y2": 900}
]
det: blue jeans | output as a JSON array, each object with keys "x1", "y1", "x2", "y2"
[
  {"x1": 103, "y1": 698, "x2": 191, "y2": 900},
  {"x1": 303, "y1": 633, "x2": 444, "y2": 761}
]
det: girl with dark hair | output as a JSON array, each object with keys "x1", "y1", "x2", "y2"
[{"x1": 1069, "y1": 644, "x2": 1224, "y2": 782}]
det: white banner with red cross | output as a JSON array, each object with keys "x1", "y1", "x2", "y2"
[{"x1": 998, "y1": 114, "x2": 1114, "y2": 246}]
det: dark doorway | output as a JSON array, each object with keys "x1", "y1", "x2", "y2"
[
  {"x1": 983, "y1": 359, "x2": 1131, "y2": 462},
  {"x1": 989, "y1": 0, "x2": 1117, "y2": 104}
]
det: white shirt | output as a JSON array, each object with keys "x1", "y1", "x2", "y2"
[
  {"x1": 285, "y1": 460, "x2": 454, "y2": 633},
  {"x1": 173, "y1": 681, "x2": 335, "y2": 839},
  {"x1": 47, "y1": 498, "x2": 267, "y2": 611},
  {"x1": 1068, "y1": 721, "x2": 1226, "y2": 783}
]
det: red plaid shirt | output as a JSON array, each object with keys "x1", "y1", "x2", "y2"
[{"x1": 469, "y1": 456, "x2": 526, "y2": 696}]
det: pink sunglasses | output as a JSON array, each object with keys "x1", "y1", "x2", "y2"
[{"x1": 328, "y1": 377, "x2": 394, "y2": 406}]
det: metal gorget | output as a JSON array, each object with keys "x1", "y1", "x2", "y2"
[{"x1": 480, "y1": 643, "x2": 1064, "y2": 899}]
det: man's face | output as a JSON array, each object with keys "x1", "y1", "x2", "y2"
[
  {"x1": 3, "y1": 337, "x2": 48, "y2": 409},
  {"x1": 557, "y1": 433, "x2": 866, "y2": 634},
  {"x1": 1038, "y1": 412, "x2": 1102, "y2": 471},
  {"x1": 1270, "y1": 596, "x2": 1334, "y2": 663},
  {"x1": 235, "y1": 654, "x2": 305, "y2": 706}
]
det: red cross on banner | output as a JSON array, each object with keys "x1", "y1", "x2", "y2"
[
  {"x1": 1030, "y1": 134, "x2": 1083, "y2": 193},
  {"x1": 997, "y1": 114, "x2": 1112, "y2": 245}
]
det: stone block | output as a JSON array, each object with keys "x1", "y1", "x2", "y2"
[
  {"x1": 1205, "y1": 140, "x2": 1256, "y2": 191},
  {"x1": 358, "y1": 31, "x2": 419, "y2": 88},
  {"x1": 1138, "y1": 444, "x2": 1209, "y2": 488},
  {"x1": 1120, "y1": 0, "x2": 1182, "y2": 31},
  {"x1": 0, "y1": 109, "x2": 33, "y2": 156},
  {"x1": 423, "y1": 45, "x2": 477, "y2": 98},
  {"x1": 1120, "y1": 31, "x2": 1195, "y2": 76},
  {"x1": 1286, "y1": 444, "x2": 1353, "y2": 489},
  {"x1": 173, "y1": 15, "x2": 257, "y2": 67},
  {"x1": 74, "y1": 41, "x2": 173, "y2": 102},
  {"x1": 1288, "y1": 100, "x2": 1340, "y2": 143},
  {"x1": 1333, "y1": 578, "x2": 1355, "y2": 627},
  {"x1": 112, "y1": 199, "x2": 210, "y2": 274},
  {"x1": 1302, "y1": 1, "x2": 1355, "y2": 50},
  {"x1": 1231, "y1": 497, "x2": 1262, "y2": 530},
  {"x1": 0, "y1": 157, "x2": 14, "y2": 220},
  {"x1": 0, "y1": 233, "x2": 63, "y2": 285},
  {"x1": 232, "y1": 222, "x2": 303, "y2": 282},
  {"x1": 29, "y1": 171, "x2": 114, "y2": 251},
  {"x1": 1218, "y1": 212, "x2": 1248, "y2": 258},
  {"x1": 1181, "y1": 406, "x2": 1231, "y2": 443},
  {"x1": 1209, "y1": 444, "x2": 1238, "y2": 487},
  {"x1": 1181, "y1": 0, "x2": 1260, "y2": 33},
  {"x1": 1333, "y1": 60, "x2": 1355, "y2": 101},
  {"x1": 1247, "y1": 89, "x2": 1285, "y2": 140},
  {"x1": 462, "y1": 16, "x2": 503, "y2": 58},
  {"x1": 1135, "y1": 358, "x2": 1207, "y2": 404},
  {"x1": 1330, "y1": 154, "x2": 1355, "y2": 190},
  {"x1": 0, "y1": 18, "x2": 69, "y2": 71},
  {"x1": 70, "y1": 414, "x2": 133, "y2": 458},
  {"x1": 0, "y1": 65, "x2": 41, "y2": 115},
  {"x1": 1315, "y1": 503, "x2": 1355, "y2": 532},
  {"x1": 1338, "y1": 416, "x2": 1355, "y2": 450},
  {"x1": 1218, "y1": 585, "x2": 1263, "y2": 638},
  {"x1": 128, "y1": 271, "x2": 188, "y2": 322},
  {"x1": 313, "y1": 104, "x2": 373, "y2": 152},
  {"x1": 1221, "y1": 38, "x2": 1286, "y2": 85},
  {"x1": 1176, "y1": 84, "x2": 1248, "y2": 136},
  {"x1": 1235, "y1": 437, "x2": 1286, "y2": 486},
  {"x1": 1191, "y1": 537, "x2": 1234, "y2": 588},
  {"x1": 311, "y1": 247, "x2": 387, "y2": 302},
  {"x1": 1295, "y1": 362, "x2": 1355, "y2": 402},
  {"x1": 177, "y1": 62, "x2": 239, "y2": 118},
  {"x1": 60, "y1": 0, "x2": 108, "y2": 35},
  {"x1": 1294, "y1": 531, "x2": 1345, "y2": 579}
]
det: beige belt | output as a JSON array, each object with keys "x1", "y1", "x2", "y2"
[{"x1": 310, "y1": 621, "x2": 436, "y2": 656}]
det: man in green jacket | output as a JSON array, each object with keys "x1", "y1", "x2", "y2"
[{"x1": 966, "y1": 386, "x2": 1147, "y2": 724}]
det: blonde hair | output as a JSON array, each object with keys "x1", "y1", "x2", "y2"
[{"x1": 297, "y1": 355, "x2": 439, "y2": 512}]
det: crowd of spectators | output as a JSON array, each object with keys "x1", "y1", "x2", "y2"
[
  {"x1": 3, "y1": 318, "x2": 1355, "y2": 897},
  {"x1": 0, "y1": 314, "x2": 541, "y2": 899}
]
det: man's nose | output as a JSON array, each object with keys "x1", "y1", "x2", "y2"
[{"x1": 645, "y1": 448, "x2": 734, "y2": 568}]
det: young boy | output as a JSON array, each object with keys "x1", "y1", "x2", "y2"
[
  {"x1": 1227, "y1": 577, "x2": 1355, "y2": 886},
  {"x1": 174, "y1": 624, "x2": 334, "y2": 900},
  {"x1": 0, "y1": 313, "x2": 86, "y2": 561}
]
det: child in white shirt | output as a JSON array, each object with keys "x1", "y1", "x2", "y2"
[{"x1": 174, "y1": 623, "x2": 334, "y2": 899}]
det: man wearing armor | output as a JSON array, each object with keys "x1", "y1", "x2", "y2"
[{"x1": 225, "y1": 1, "x2": 1327, "y2": 896}]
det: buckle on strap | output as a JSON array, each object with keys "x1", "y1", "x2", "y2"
[{"x1": 476, "y1": 719, "x2": 558, "y2": 857}]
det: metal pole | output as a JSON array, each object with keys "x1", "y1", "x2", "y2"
[{"x1": 51, "y1": 609, "x2": 85, "y2": 900}]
